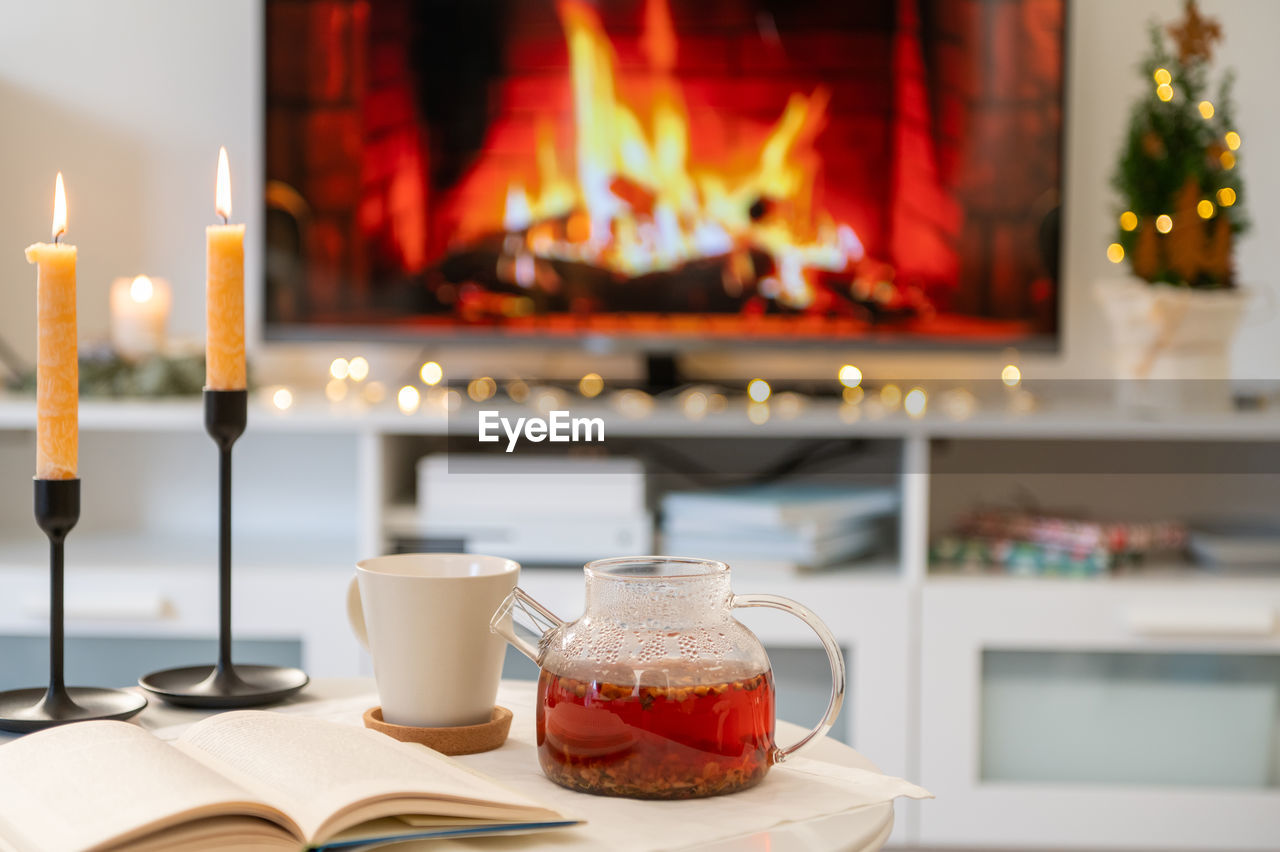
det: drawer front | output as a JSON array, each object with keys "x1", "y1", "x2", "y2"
[
  {"x1": 0, "y1": 568, "x2": 215, "y2": 634},
  {"x1": 0, "y1": 567, "x2": 361, "y2": 680}
]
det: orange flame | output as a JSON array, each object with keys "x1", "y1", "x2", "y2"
[
  {"x1": 500, "y1": 0, "x2": 864, "y2": 308},
  {"x1": 52, "y1": 172, "x2": 67, "y2": 241},
  {"x1": 640, "y1": 0, "x2": 676, "y2": 70},
  {"x1": 215, "y1": 146, "x2": 232, "y2": 220}
]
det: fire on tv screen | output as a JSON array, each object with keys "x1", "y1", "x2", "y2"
[{"x1": 264, "y1": 0, "x2": 1064, "y2": 345}]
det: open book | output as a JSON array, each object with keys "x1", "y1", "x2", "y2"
[{"x1": 0, "y1": 711, "x2": 578, "y2": 852}]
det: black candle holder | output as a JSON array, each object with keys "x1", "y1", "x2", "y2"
[
  {"x1": 138, "y1": 389, "x2": 308, "y2": 707},
  {"x1": 0, "y1": 479, "x2": 148, "y2": 733}
]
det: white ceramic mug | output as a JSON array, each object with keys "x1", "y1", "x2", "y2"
[{"x1": 347, "y1": 553, "x2": 520, "y2": 727}]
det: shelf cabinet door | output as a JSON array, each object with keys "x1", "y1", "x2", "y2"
[
  {"x1": 0, "y1": 635, "x2": 303, "y2": 690},
  {"x1": 919, "y1": 579, "x2": 1280, "y2": 850}
]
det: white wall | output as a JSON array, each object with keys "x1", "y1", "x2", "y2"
[
  {"x1": 0, "y1": 0, "x2": 1276, "y2": 385},
  {"x1": 0, "y1": 0, "x2": 261, "y2": 368}
]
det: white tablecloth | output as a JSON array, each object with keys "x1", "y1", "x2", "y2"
[{"x1": 5, "y1": 678, "x2": 911, "y2": 852}]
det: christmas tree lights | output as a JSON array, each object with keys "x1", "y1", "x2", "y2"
[{"x1": 1110, "y1": 0, "x2": 1246, "y2": 288}]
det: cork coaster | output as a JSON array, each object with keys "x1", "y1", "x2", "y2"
[{"x1": 363, "y1": 705, "x2": 513, "y2": 755}]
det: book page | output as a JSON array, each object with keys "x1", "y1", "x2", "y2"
[
  {"x1": 175, "y1": 711, "x2": 561, "y2": 843},
  {"x1": 0, "y1": 721, "x2": 295, "y2": 852}
]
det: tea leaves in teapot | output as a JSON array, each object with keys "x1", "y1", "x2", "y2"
[{"x1": 536, "y1": 669, "x2": 775, "y2": 799}]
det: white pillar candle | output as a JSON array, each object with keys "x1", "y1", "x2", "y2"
[{"x1": 109, "y1": 275, "x2": 171, "y2": 360}]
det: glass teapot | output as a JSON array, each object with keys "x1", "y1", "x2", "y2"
[{"x1": 490, "y1": 556, "x2": 845, "y2": 799}]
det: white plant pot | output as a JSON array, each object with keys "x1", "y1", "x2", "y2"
[{"x1": 1095, "y1": 276, "x2": 1245, "y2": 412}]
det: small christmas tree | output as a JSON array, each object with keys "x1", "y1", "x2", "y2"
[{"x1": 1110, "y1": 0, "x2": 1246, "y2": 289}]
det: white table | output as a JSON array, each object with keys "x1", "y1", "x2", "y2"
[{"x1": 1, "y1": 678, "x2": 894, "y2": 852}]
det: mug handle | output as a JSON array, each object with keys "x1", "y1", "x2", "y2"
[
  {"x1": 731, "y1": 593, "x2": 846, "y2": 764},
  {"x1": 346, "y1": 576, "x2": 369, "y2": 649}
]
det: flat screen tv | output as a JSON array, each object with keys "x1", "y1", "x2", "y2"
[{"x1": 264, "y1": 0, "x2": 1064, "y2": 348}]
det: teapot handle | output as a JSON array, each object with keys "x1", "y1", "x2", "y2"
[{"x1": 731, "y1": 593, "x2": 846, "y2": 765}]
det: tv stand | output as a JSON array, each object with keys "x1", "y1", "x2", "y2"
[{"x1": 1, "y1": 398, "x2": 1278, "y2": 849}]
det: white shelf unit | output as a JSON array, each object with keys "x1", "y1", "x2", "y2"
[{"x1": 0, "y1": 393, "x2": 1277, "y2": 848}]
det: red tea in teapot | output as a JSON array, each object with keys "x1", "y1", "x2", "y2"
[{"x1": 536, "y1": 668, "x2": 775, "y2": 799}]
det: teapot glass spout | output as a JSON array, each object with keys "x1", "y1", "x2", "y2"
[{"x1": 490, "y1": 587, "x2": 565, "y2": 664}]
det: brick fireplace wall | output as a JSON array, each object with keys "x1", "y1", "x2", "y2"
[
  {"x1": 267, "y1": 0, "x2": 370, "y2": 321},
  {"x1": 925, "y1": 0, "x2": 1063, "y2": 321}
]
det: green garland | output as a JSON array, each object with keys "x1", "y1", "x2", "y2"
[
  {"x1": 10, "y1": 352, "x2": 206, "y2": 398},
  {"x1": 1110, "y1": 1, "x2": 1247, "y2": 289}
]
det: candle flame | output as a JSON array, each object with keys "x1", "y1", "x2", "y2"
[
  {"x1": 130, "y1": 275, "x2": 154, "y2": 304},
  {"x1": 215, "y1": 146, "x2": 232, "y2": 220},
  {"x1": 52, "y1": 172, "x2": 67, "y2": 241}
]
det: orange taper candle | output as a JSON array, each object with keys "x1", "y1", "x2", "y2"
[
  {"x1": 24, "y1": 173, "x2": 78, "y2": 480},
  {"x1": 206, "y1": 147, "x2": 246, "y2": 389}
]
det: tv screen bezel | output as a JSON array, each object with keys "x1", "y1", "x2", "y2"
[{"x1": 259, "y1": 0, "x2": 1070, "y2": 355}]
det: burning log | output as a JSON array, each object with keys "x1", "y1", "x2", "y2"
[
  {"x1": 434, "y1": 231, "x2": 773, "y2": 315},
  {"x1": 426, "y1": 225, "x2": 924, "y2": 327}
]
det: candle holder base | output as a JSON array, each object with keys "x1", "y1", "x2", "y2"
[
  {"x1": 138, "y1": 664, "x2": 309, "y2": 709},
  {"x1": 0, "y1": 686, "x2": 147, "y2": 734},
  {"x1": 139, "y1": 390, "x2": 309, "y2": 709},
  {"x1": 0, "y1": 478, "x2": 150, "y2": 734}
]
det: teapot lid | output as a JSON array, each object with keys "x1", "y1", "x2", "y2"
[{"x1": 585, "y1": 556, "x2": 730, "y2": 580}]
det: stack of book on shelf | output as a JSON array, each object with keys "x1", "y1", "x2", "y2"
[
  {"x1": 1188, "y1": 522, "x2": 1280, "y2": 574},
  {"x1": 931, "y1": 508, "x2": 1188, "y2": 577},
  {"x1": 403, "y1": 454, "x2": 652, "y2": 566},
  {"x1": 659, "y1": 484, "x2": 899, "y2": 572}
]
